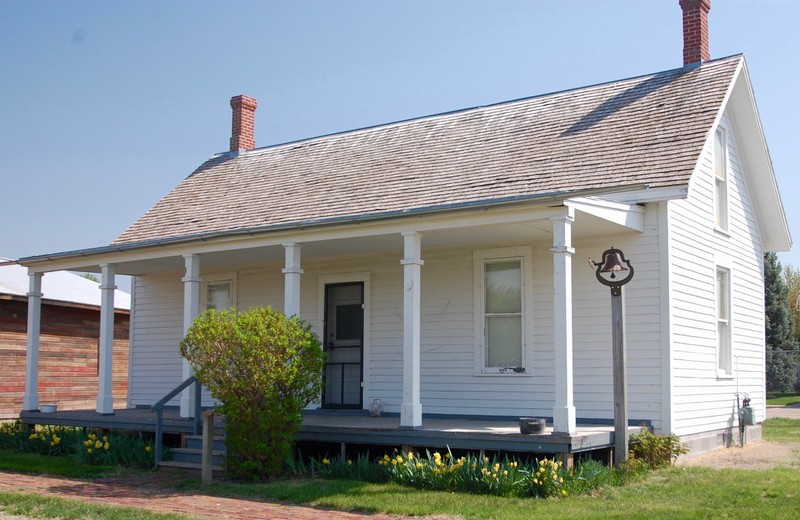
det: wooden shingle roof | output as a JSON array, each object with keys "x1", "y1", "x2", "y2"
[{"x1": 114, "y1": 56, "x2": 741, "y2": 246}]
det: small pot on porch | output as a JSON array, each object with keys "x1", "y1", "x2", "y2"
[{"x1": 518, "y1": 417, "x2": 545, "y2": 434}]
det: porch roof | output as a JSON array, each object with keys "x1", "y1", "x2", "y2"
[{"x1": 112, "y1": 56, "x2": 740, "y2": 248}]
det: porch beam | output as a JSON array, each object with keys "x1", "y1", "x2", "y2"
[
  {"x1": 22, "y1": 271, "x2": 44, "y2": 412},
  {"x1": 282, "y1": 243, "x2": 303, "y2": 317},
  {"x1": 400, "y1": 231, "x2": 423, "y2": 429},
  {"x1": 96, "y1": 263, "x2": 117, "y2": 415},
  {"x1": 180, "y1": 254, "x2": 201, "y2": 418},
  {"x1": 551, "y1": 209, "x2": 576, "y2": 434}
]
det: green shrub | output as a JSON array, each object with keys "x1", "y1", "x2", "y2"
[
  {"x1": 180, "y1": 306, "x2": 325, "y2": 480},
  {"x1": 0, "y1": 422, "x2": 155, "y2": 469},
  {"x1": 629, "y1": 426, "x2": 688, "y2": 469},
  {"x1": 377, "y1": 450, "x2": 568, "y2": 498},
  {"x1": 310, "y1": 454, "x2": 389, "y2": 483}
]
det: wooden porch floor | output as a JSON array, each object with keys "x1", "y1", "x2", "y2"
[{"x1": 20, "y1": 408, "x2": 626, "y2": 455}]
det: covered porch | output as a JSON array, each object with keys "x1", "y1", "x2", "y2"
[
  {"x1": 20, "y1": 407, "x2": 637, "y2": 462},
  {"x1": 18, "y1": 194, "x2": 647, "y2": 439}
]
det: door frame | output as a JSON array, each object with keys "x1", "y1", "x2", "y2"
[{"x1": 318, "y1": 273, "x2": 371, "y2": 410}]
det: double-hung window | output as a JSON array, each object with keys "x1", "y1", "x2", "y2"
[
  {"x1": 714, "y1": 128, "x2": 729, "y2": 232},
  {"x1": 202, "y1": 273, "x2": 237, "y2": 311},
  {"x1": 715, "y1": 266, "x2": 732, "y2": 376},
  {"x1": 474, "y1": 247, "x2": 533, "y2": 374}
]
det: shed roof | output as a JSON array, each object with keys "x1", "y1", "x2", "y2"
[
  {"x1": 0, "y1": 260, "x2": 131, "y2": 310},
  {"x1": 114, "y1": 56, "x2": 738, "y2": 246}
]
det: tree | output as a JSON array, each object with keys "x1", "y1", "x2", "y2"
[
  {"x1": 784, "y1": 264, "x2": 800, "y2": 343},
  {"x1": 764, "y1": 253, "x2": 798, "y2": 396},
  {"x1": 180, "y1": 306, "x2": 325, "y2": 479}
]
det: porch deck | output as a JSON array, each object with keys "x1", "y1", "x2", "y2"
[{"x1": 20, "y1": 408, "x2": 626, "y2": 456}]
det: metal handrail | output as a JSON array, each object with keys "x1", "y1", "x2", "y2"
[{"x1": 151, "y1": 375, "x2": 202, "y2": 463}]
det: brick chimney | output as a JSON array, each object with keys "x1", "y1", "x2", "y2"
[
  {"x1": 230, "y1": 95, "x2": 258, "y2": 153},
  {"x1": 680, "y1": 0, "x2": 711, "y2": 66}
]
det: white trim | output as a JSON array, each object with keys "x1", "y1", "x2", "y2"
[
  {"x1": 473, "y1": 246, "x2": 534, "y2": 375},
  {"x1": 317, "y1": 272, "x2": 372, "y2": 409},
  {"x1": 565, "y1": 197, "x2": 644, "y2": 232},
  {"x1": 713, "y1": 127, "x2": 730, "y2": 234},
  {"x1": 658, "y1": 201, "x2": 673, "y2": 435},
  {"x1": 714, "y1": 256, "x2": 733, "y2": 378},
  {"x1": 126, "y1": 275, "x2": 136, "y2": 409}
]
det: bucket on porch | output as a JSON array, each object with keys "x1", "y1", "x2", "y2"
[
  {"x1": 370, "y1": 398, "x2": 384, "y2": 417},
  {"x1": 40, "y1": 404, "x2": 58, "y2": 413},
  {"x1": 519, "y1": 417, "x2": 545, "y2": 434}
]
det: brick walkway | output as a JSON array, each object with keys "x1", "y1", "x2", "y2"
[{"x1": 0, "y1": 471, "x2": 398, "y2": 519}]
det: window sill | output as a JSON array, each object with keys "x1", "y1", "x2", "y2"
[
  {"x1": 713, "y1": 226, "x2": 731, "y2": 238},
  {"x1": 473, "y1": 371, "x2": 533, "y2": 377},
  {"x1": 716, "y1": 371, "x2": 734, "y2": 380}
]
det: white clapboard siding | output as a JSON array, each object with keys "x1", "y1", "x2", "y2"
[{"x1": 667, "y1": 111, "x2": 765, "y2": 437}]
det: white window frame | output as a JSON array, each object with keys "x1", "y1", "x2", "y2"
[
  {"x1": 473, "y1": 246, "x2": 534, "y2": 375},
  {"x1": 201, "y1": 272, "x2": 237, "y2": 312},
  {"x1": 713, "y1": 127, "x2": 729, "y2": 233},
  {"x1": 715, "y1": 263, "x2": 733, "y2": 378}
]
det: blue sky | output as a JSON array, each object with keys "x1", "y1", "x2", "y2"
[{"x1": 2, "y1": 0, "x2": 798, "y2": 270}]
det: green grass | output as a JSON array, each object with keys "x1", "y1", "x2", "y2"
[
  {"x1": 2, "y1": 420, "x2": 799, "y2": 520},
  {"x1": 763, "y1": 417, "x2": 800, "y2": 443},
  {"x1": 0, "y1": 491, "x2": 189, "y2": 520},
  {"x1": 182, "y1": 466, "x2": 800, "y2": 520},
  {"x1": 0, "y1": 450, "x2": 118, "y2": 479},
  {"x1": 767, "y1": 394, "x2": 800, "y2": 406}
]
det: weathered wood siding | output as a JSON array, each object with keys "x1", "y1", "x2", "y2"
[
  {"x1": 0, "y1": 297, "x2": 129, "y2": 419},
  {"x1": 667, "y1": 110, "x2": 765, "y2": 437}
]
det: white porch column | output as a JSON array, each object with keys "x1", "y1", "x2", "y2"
[
  {"x1": 551, "y1": 209, "x2": 576, "y2": 434},
  {"x1": 282, "y1": 243, "x2": 303, "y2": 318},
  {"x1": 180, "y1": 254, "x2": 201, "y2": 418},
  {"x1": 400, "y1": 231, "x2": 423, "y2": 428},
  {"x1": 96, "y1": 264, "x2": 117, "y2": 415},
  {"x1": 22, "y1": 271, "x2": 44, "y2": 412}
]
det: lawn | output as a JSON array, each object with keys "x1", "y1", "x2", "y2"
[
  {"x1": 766, "y1": 394, "x2": 800, "y2": 406},
  {"x1": 0, "y1": 491, "x2": 189, "y2": 520},
  {"x1": 1, "y1": 418, "x2": 798, "y2": 520}
]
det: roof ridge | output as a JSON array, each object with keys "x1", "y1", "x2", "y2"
[{"x1": 218, "y1": 54, "x2": 744, "y2": 159}]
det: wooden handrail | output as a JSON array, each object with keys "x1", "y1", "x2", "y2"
[{"x1": 151, "y1": 375, "x2": 202, "y2": 464}]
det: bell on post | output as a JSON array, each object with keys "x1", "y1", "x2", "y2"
[{"x1": 599, "y1": 251, "x2": 629, "y2": 279}]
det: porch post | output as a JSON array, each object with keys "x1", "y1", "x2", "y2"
[
  {"x1": 400, "y1": 231, "x2": 423, "y2": 428},
  {"x1": 96, "y1": 264, "x2": 117, "y2": 414},
  {"x1": 551, "y1": 209, "x2": 576, "y2": 434},
  {"x1": 180, "y1": 254, "x2": 201, "y2": 418},
  {"x1": 282, "y1": 243, "x2": 303, "y2": 317},
  {"x1": 22, "y1": 271, "x2": 43, "y2": 412}
]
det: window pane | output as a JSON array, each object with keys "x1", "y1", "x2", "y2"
[
  {"x1": 714, "y1": 129, "x2": 726, "y2": 180},
  {"x1": 486, "y1": 315, "x2": 522, "y2": 367},
  {"x1": 207, "y1": 281, "x2": 231, "y2": 310},
  {"x1": 718, "y1": 322, "x2": 731, "y2": 373},
  {"x1": 485, "y1": 261, "x2": 521, "y2": 313},
  {"x1": 716, "y1": 269, "x2": 729, "y2": 320}
]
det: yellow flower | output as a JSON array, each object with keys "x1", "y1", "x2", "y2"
[
  {"x1": 416, "y1": 462, "x2": 423, "y2": 470},
  {"x1": 145, "y1": 446, "x2": 152, "y2": 453},
  {"x1": 104, "y1": 442, "x2": 110, "y2": 450},
  {"x1": 347, "y1": 460, "x2": 353, "y2": 466},
  {"x1": 503, "y1": 470, "x2": 508, "y2": 476},
  {"x1": 407, "y1": 452, "x2": 414, "y2": 460},
  {"x1": 322, "y1": 457, "x2": 330, "y2": 465},
  {"x1": 87, "y1": 448, "x2": 93, "y2": 454},
  {"x1": 561, "y1": 490, "x2": 568, "y2": 496}
]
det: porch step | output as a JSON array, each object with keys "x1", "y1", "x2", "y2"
[
  {"x1": 157, "y1": 460, "x2": 225, "y2": 477},
  {"x1": 169, "y1": 447, "x2": 226, "y2": 467}
]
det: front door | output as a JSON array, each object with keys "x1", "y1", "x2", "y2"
[{"x1": 323, "y1": 282, "x2": 364, "y2": 409}]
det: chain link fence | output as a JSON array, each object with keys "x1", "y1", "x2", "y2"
[{"x1": 766, "y1": 349, "x2": 800, "y2": 400}]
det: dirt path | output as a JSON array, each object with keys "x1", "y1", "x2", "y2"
[{"x1": 679, "y1": 439, "x2": 800, "y2": 470}]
